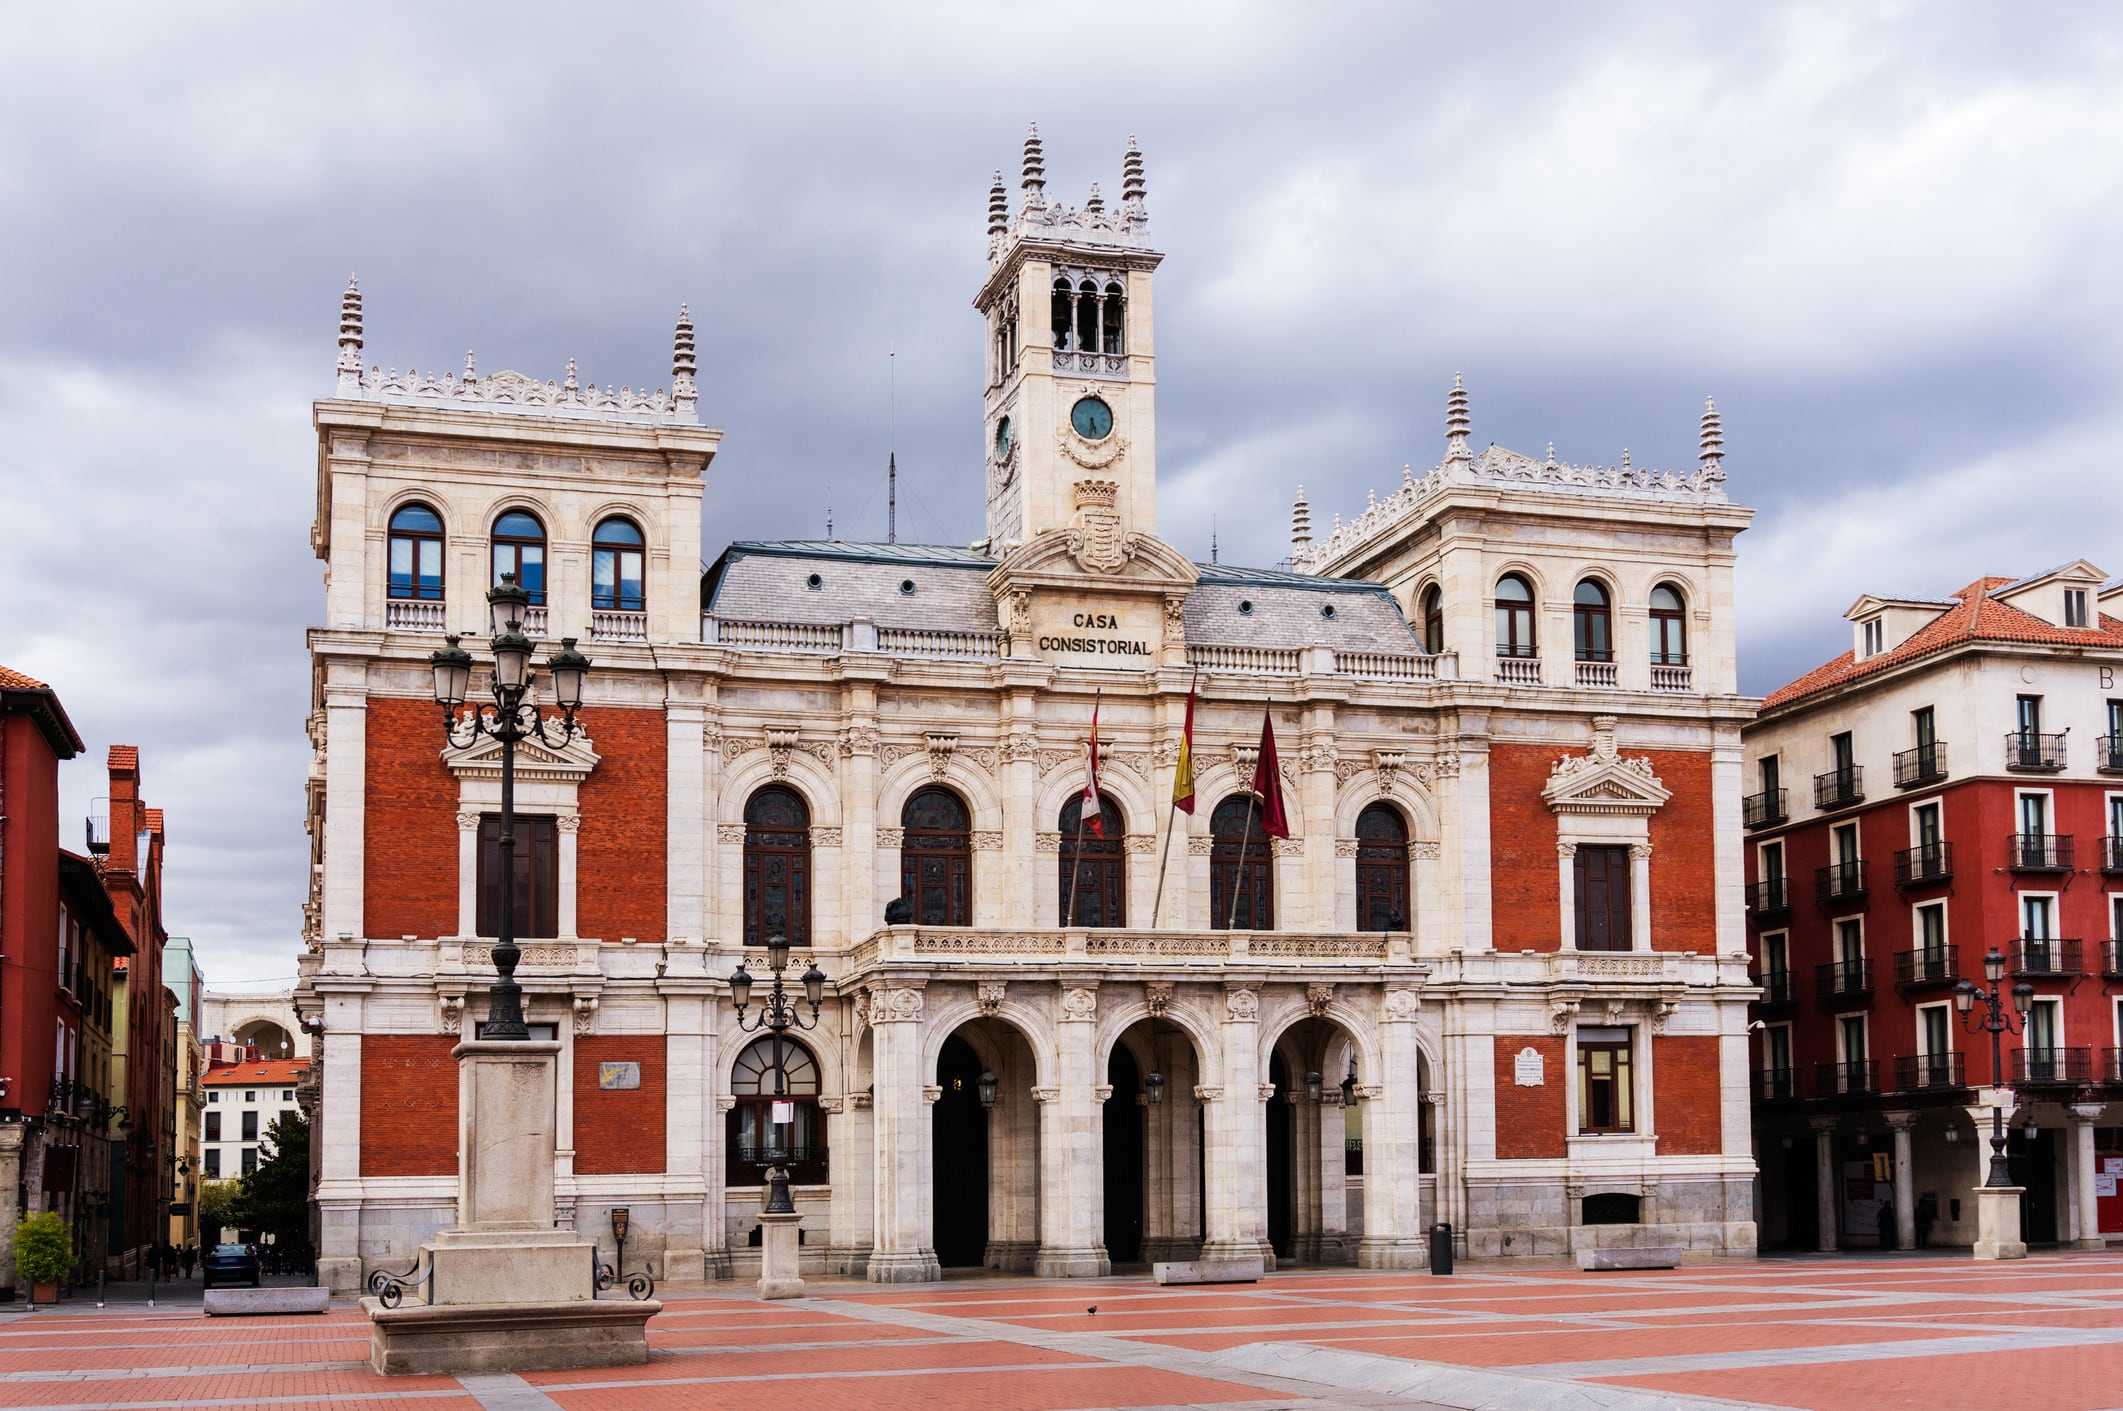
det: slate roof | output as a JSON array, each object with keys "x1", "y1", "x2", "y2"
[
  {"x1": 1763, "y1": 576, "x2": 2123, "y2": 712},
  {"x1": 1184, "y1": 565, "x2": 1420, "y2": 653}
]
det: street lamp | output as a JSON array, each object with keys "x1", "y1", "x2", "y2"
[
  {"x1": 1956, "y1": 948, "x2": 2034, "y2": 1188},
  {"x1": 729, "y1": 933, "x2": 826, "y2": 1214},
  {"x1": 429, "y1": 575, "x2": 592, "y2": 1040}
]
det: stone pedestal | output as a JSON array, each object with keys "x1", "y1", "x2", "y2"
[
  {"x1": 756, "y1": 1211, "x2": 805, "y2": 1299},
  {"x1": 1972, "y1": 1185, "x2": 2027, "y2": 1261},
  {"x1": 366, "y1": 1040, "x2": 659, "y2": 1375}
]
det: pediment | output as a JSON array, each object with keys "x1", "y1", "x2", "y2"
[
  {"x1": 442, "y1": 720, "x2": 600, "y2": 783},
  {"x1": 989, "y1": 527, "x2": 1200, "y2": 596},
  {"x1": 1542, "y1": 752, "x2": 1669, "y2": 815}
]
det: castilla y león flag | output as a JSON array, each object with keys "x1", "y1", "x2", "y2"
[{"x1": 1251, "y1": 713, "x2": 1290, "y2": 839}]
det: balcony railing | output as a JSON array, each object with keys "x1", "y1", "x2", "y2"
[
  {"x1": 2007, "y1": 833, "x2": 2074, "y2": 872},
  {"x1": 1755, "y1": 1067, "x2": 1801, "y2": 1101},
  {"x1": 590, "y1": 609, "x2": 648, "y2": 643},
  {"x1": 520, "y1": 605, "x2": 548, "y2": 640},
  {"x1": 1815, "y1": 861, "x2": 1868, "y2": 906},
  {"x1": 2103, "y1": 836, "x2": 2123, "y2": 875},
  {"x1": 1814, "y1": 767, "x2": 1864, "y2": 810},
  {"x1": 2106, "y1": 940, "x2": 2123, "y2": 979},
  {"x1": 2103, "y1": 1048, "x2": 2123, "y2": 1083},
  {"x1": 1575, "y1": 659, "x2": 1618, "y2": 688},
  {"x1": 1893, "y1": 743, "x2": 1948, "y2": 788},
  {"x1": 384, "y1": 599, "x2": 446, "y2": 632},
  {"x1": 1894, "y1": 842, "x2": 1954, "y2": 886},
  {"x1": 1746, "y1": 877, "x2": 1791, "y2": 918},
  {"x1": 1815, "y1": 1059, "x2": 1878, "y2": 1097},
  {"x1": 1753, "y1": 969, "x2": 1796, "y2": 1006},
  {"x1": 1815, "y1": 958, "x2": 1874, "y2": 1005},
  {"x1": 2011, "y1": 1047, "x2": 2091, "y2": 1085},
  {"x1": 1893, "y1": 1052, "x2": 1966, "y2": 1091},
  {"x1": 2099, "y1": 734, "x2": 2123, "y2": 775},
  {"x1": 2011, "y1": 937, "x2": 2081, "y2": 977},
  {"x1": 2005, "y1": 730, "x2": 2066, "y2": 771},
  {"x1": 1743, "y1": 788, "x2": 1789, "y2": 830},
  {"x1": 1649, "y1": 662, "x2": 1692, "y2": 692},
  {"x1": 1893, "y1": 944, "x2": 1959, "y2": 988},
  {"x1": 1495, "y1": 656, "x2": 1542, "y2": 685}
]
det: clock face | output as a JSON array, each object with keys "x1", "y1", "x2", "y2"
[
  {"x1": 994, "y1": 416, "x2": 1012, "y2": 461},
  {"x1": 1070, "y1": 396, "x2": 1114, "y2": 441}
]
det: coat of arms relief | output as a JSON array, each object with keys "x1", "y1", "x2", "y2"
[{"x1": 1067, "y1": 477, "x2": 1136, "y2": 575}]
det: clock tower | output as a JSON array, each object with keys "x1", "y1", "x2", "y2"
[{"x1": 975, "y1": 125, "x2": 1163, "y2": 554}]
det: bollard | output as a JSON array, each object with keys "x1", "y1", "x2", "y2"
[
  {"x1": 96, "y1": 1269, "x2": 105, "y2": 1308},
  {"x1": 1429, "y1": 1221, "x2": 1454, "y2": 1276},
  {"x1": 147, "y1": 1264, "x2": 156, "y2": 1308}
]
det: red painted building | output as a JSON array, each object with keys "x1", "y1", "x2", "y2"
[{"x1": 1744, "y1": 564, "x2": 2123, "y2": 1252}]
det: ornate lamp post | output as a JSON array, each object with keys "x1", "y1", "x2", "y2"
[
  {"x1": 1956, "y1": 948, "x2": 2034, "y2": 1188},
  {"x1": 429, "y1": 575, "x2": 591, "y2": 1040},
  {"x1": 729, "y1": 934, "x2": 826, "y2": 1214}
]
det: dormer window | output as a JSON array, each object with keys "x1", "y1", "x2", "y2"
[
  {"x1": 2065, "y1": 588, "x2": 2090, "y2": 627},
  {"x1": 1861, "y1": 617, "x2": 1884, "y2": 657}
]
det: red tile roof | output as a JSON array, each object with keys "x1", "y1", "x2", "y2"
[
  {"x1": 108, "y1": 745, "x2": 139, "y2": 770},
  {"x1": 204, "y1": 1059, "x2": 310, "y2": 1086},
  {"x1": 0, "y1": 664, "x2": 50, "y2": 690},
  {"x1": 1764, "y1": 579, "x2": 2123, "y2": 712},
  {"x1": 0, "y1": 663, "x2": 84, "y2": 757}
]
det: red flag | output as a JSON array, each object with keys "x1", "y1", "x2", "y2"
[
  {"x1": 1251, "y1": 713, "x2": 1290, "y2": 839},
  {"x1": 1173, "y1": 677, "x2": 1196, "y2": 814},
  {"x1": 1080, "y1": 694, "x2": 1103, "y2": 837}
]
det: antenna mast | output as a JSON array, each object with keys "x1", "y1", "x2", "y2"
[{"x1": 887, "y1": 347, "x2": 897, "y2": 544}]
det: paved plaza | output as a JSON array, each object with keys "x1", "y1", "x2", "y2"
[{"x1": 4, "y1": 1253, "x2": 2123, "y2": 1411}]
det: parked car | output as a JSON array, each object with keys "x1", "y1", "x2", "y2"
[{"x1": 202, "y1": 1243, "x2": 261, "y2": 1289}]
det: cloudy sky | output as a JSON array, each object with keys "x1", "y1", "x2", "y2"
[{"x1": 4, "y1": 3, "x2": 2120, "y2": 987}]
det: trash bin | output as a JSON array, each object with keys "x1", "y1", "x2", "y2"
[{"x1": 1429, "y1": 1221, "x2": 1453, "y2": 1276}]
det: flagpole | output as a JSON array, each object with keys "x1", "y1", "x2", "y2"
[
  {"x1": 1149, "y1": 670, "x2": 1198, "y2": 929},
  {"x1": 1225, "y1": 790, "x2": 1259, "y2": 932},
  {"x1": 1062, "y1": 690, "x2": 1099, "y2": 929},
  {"x1": 1149, "y1": 794, "x2": 1180, "y2": 928}
]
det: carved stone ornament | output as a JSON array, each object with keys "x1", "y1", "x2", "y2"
[
  {"x1": 971, "y1": 831, "x2": 1003, "y2": 851},
  {"x1": 1258, "y1": 1082, "x2": 1280, "y2": 1102},
  {"x1": 1413, "y1": 841, "x2": 1442, "y2": 860},
  {"x1": 925, "y1": 733, "x2": 959, "y2": 775},
  {"x1": 1605, "y1": 999, "x2": 1629, "y2": 1025},
  {"x1": 1650, "y1": 999, "x2": 1679, "y2": 1035},
  {"x1": 1144, "y1": 982, "x2": 1174, "y2": 1017},
  {"x1": 1187, "y1": 836, "x2": 1214, "y2": 855},
  {"x1": 873, "y1": 986, "x2": 924, "y2": 1024},
  {"x1": 1375, "y1": 750, "x2": 1405, "y2": 792},
  {"x1": 840, "y1": 726, "x2": 879, "y2": 758},
  {"x1": 877, "y1": 827, "x2": 905, "y2": 848},
  {"x1": 1124, "y1": 833, "x2": 1156, "y2": 854},
  {"x1": 1061, "y1": 986, "x2": 1098, "y2": 1022},
  {"x1": 1194, "y1": 1084, "x2": 1223, "y2": 1103},
  {"x1": 718, "y1": 824, "x2": 747, "y2": 844},
  {"x1": 816, "y1": 1095, "x2": 845, "y2": 1115},
  {"x1": 1031, "y1": 1085, "x2": 1062, "y2": 1104},
  {"x1": 1334, "y1": 839, "x2": 1360, "y2": 859},
  {"x1": 1007, "y1": 590, "x2": 1033, "y2": 638},
  {"x1": 1543, "y1": 715, "x2": 1669, "y2": 816},
  {"x1": 555, "y1": 814, "x2": 581, "y2": 833},
  {"x1": 1550, "y1": 998, "x2": 1580, "y2": 1034},
  {"x1": 1270, "y1": 837, "x2": 1305, "y2": 858},
  {"x1": 722, "y1": 735, "x2": 751, "y2": 764},
  {"x1": 1094, "y1": 1083, "x2": 1114, "y2": 1104},
  {"x1": 572, "y1": 994, "x2": 599, "y2": 1034},
  {"x1": 1383, "y1": 988, "x2": 1420, "y2": 1021},
  {"x1": 765, "y1": 727, "x2": 800, "y2": 779},
  {"x1": 1305, "y1": 983, "x2": 1334, "y2": 1018},
  {"x1": 1557, "y1": 840, "x2": 1578, "y2": 859},
  {"x1": 977, "y1": 981, "x2": 1006, "y2": 1017},
  {"x1": 438, "y1": 994, "x2": 463, "y2": 1036},
  {"x1": 812, "y1": 826, "x2": 843, "y2": 846},
  {"x1": 455, "y1": 811, "x2": 481, "y2": 831},
  {"x1": 922, "y1": 1084, "x2": 944, "y2": 1105},
  {"x1": 1225, "y1": 988, "x2": 1259, "y2": 1021},
  {"x1": 1332, "y1": 758, "x2": 1368, "y2": 785},
  {"x1": 1351, "y1": 1083, "x2": 1384, "y2": 1102},
  {"x1": 1067, "y1": 477, "x2": 1134, "y2": 574},
  {"x1": 1163, "y1": 594, "x2": 1185, "y2": 637},
  {"x1": 1434, "y1": 752, "x2": 1461, "y2": 779},
  {"x1": 1002, "y1": 731, "x2": 1038, "y2": 764},
  {"x1": 1035, "y1": 832, "x2": 1063, "y2": 852}
]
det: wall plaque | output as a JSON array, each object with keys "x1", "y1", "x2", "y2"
[
  {"x1": 597, "y1": 1061, "x2": 641, "y2": 1091},
  {"x1": 1513, "y1": 1046, "x2": 1545, "y2": 1087}
]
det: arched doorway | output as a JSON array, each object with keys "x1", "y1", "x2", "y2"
[
  {"x1": 1268, "y1": 1016, "x2": 1364, "y2": 1266},
  {"x1": 903, "y1": 787, "x2": 972, "y2": 926},
  {"x1": 1354, "y1": 802, "x2": 1409, "y2": 933},
  {"x1": 1103, "y1": 1042, "x2": 1143, "y2": 1263},
  {"x1": 932, "y1": 1034, "x2": 988, "y2": 1268},
  {"x1": 742, "y1": 785, "x2": 812, "y2": 945}
]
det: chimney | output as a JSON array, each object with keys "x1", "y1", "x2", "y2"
[{"x1": 106, "y1": 745, "x2": 141, "y2": 878}]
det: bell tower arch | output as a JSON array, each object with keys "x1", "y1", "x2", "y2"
[{"x1": 975, "y1": 125, "x2": 1163, "y2": 554}]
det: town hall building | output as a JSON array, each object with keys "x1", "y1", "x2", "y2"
[{"x1": 296, "y1": 127, "x2": 1762, "y2": 1291}]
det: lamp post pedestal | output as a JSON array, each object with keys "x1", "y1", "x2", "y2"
[
  {"x1": 1973, "y1": 1185, "x2": 2028, "y2": 1262},
  {"x1": 756, "y1": 1211, "x2": 806, "y2": 1300}
]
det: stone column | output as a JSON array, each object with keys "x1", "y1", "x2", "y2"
[
  {"x1": 1360, "y1": 987, "x2": 1425, "y2": 1267},
  {"x1": 840, "y1": 712, "x2": 878, "y2": 938},
  {"x1": 1035, "y1": 985, "x2": 1109, "y2": 1277},
  {"x1": 1201, "y1": 986, "x2": 1268, "y2": 1265},
  {"x1": 985, "y1": 1034, "x2": 1039, "y2": 1271},
  {"x1": 866, "y1": 986, "x2": 938, "y2": 1282},
  {"x1": 1288, "y1": 1091, "x2": 1320, "y2": 1261},
  {"x1": 2068, "y1": 1102, "x2": 2105, "y2": 1251},
  {"x1": 1628, "y1": 842, "x2": 1653, "y2": 952},
  {"x1": 1555, "y1": 841, "x2": 1576, "y2": 950},
  {"x1": 1300, "y1": 714, "x2": 1337, "y2": 929},
  {"x1": 1138, "y1": 1011, "x2": 1201, "y2": 1262},
  {"x1": 1967, "y1": 1092, "x2": 2026, "y2": 1261},
  {"x1": 1318, "y1": 1091, "x2": 1350, "y2": 1262},
  {"x1": 1003, "y1": 701, "x2": 1039, "y2": 927},
  {"x1": 1810, "y1": 1117, "x2": 1838, "y2": 1253},
  {"x1": 314, "y1": 1012, "x2": 367, "y2": 1293},
  {"x1": 666, "y1": 690, "x2": 708, "y2": 945},
  {"x1": 819, "y1": 1096, "x2": 864, "y2": 1273},
  {"x1": 1886, "y1": 1111, "x2": 1917, "y2": 1252},
  {"x1": 0, "y1": 1124, "x2": 23, "y2": 1299},
  {"x1": 321, "y1": 666, "x2": 368, "y2": 943}
]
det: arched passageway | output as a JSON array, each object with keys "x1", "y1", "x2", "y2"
[
  {"x1": 1267, "y1": 1016, "x2": 1365, "y2": 1266},
  {"x1": 932, "y1": 1034, "x2": 988, "y2": 1268},
  {"x1": 1103, "y1": 1043, "x2": 1143, "y2": 1262},
  {"x1": 931, "y1": 1018, "x2": 1043, "y2": 1272},
  {"x1": 1110, "y1": 1016, "x2": 1206, "y2": 1264}
]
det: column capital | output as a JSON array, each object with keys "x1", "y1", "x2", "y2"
[
  {"x1": 1884, "y1": 1110, "x2": 1919, "y2": 1133},
  {"x1": 1031, "y1": 1085, "x2": 1062, "y2": 1105},
  {"x1": 921, "y1": 1084, "x2": 943, "y2": 1105},
  {"x1": 2068, "y1": 1102, "x2": 2105, "y2": 1125},
  {"x1": 816, "y1": 1095, "x2": 846, "y2": 1114},
  {"x1": 1192, "y1": 1084, "x2": 1223, "y2": 1103},
  {"x1": 1808, "y1": 1115, "x2": 1838, "y2": 1134}
]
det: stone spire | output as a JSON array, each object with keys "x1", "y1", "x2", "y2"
[
  {"x1": 1291, "y1": 485, "x2": 1311, "y2": 553},
  {"x1": 1445, "y1": 373, "x2": 1471, "y2": 464},
  {"x1": 672, "y1": 304, "x2": 698, "y2": 417},
  {"x1": 1698, "y1": 395, "x2": 1725, "y2": 481},
  {"x1": 1121, "y1": 136, "x2": 1147, "y2": 223},
  {"x1": 1084, "y1": 181, "x2": 1104, "y2": 215},
  {"x1": 987, "y1": 170, "x2": 1008, "y2": 236},
  {"x1": 335, "y1": 275, "x2": 363, "y2": 395},
  {"x1": 1021, "y1": 122, "x2": 1046, "y2": 206}
]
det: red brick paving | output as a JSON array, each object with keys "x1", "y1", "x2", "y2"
[{"x1": 540, "y1": 1366, "x2": 1270, "y2": 1411}]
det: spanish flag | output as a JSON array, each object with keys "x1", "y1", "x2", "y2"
[
  {"x1": 1172, "y1": 677, "x2": 1196, "y2": 813},
  {"x1": 1081, "y1": 693, "x2": 1103, "y2": 837}
]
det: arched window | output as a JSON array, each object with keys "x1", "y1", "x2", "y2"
[
  {"x1": 1051, "y1": 277, "x2": 1074, "y2": 351},
  {"x1": 491, "y1": 510, "x2": 547, "y2": 605},
  {"x1": 1076, "y1": 278, "x2": 1099, "y2": 354},
  {"x1": 1420, "y1": 585, "x2": 1444, "y2": 654},
  {"x1": 901, "y1": 787, "x2": 972, "y2": 926},
  {"x1": 1495, "y1": 574, "x2": 1536, "y2": 657},
  {"x1": 591, "y1": 517, "x2": 646, "y2": 613},
  {"x1": 1573, "y1": 580, "x2": 1613, "y2": 662},
  {"x1": 1210, "y1": 795, "x2": 1273, "y2": 930},
  {"x1": 742, "y1": 786, "x2": 810, "y2": 946},
  {"x1": 1102, "y1": 282, "x2": 1126, "y2": 355},
  {"x1": 1354, "y1": 803, "x2": 1410, "y2": 933},
  {"x1": 387, "y1": 504, "x2": 444, "y2": 601},
  {"x1": 727, "y1": 1035, "x2": 826, "y2": 1187},
  {"x1": 1650, "y1": 583, "x2": 1688, "y2": 664},
  {"x1": 1059, "y1": 792, "x2": 1125, "y2": 927}
]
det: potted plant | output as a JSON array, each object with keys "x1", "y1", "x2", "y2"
[{"x1": 14, "y1": 1213, "x2": 71, "y2": 1305}]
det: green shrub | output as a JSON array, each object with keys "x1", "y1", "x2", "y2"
[{"x1": 14, "y1": 1212, "x2": 72, "y2": 1287}]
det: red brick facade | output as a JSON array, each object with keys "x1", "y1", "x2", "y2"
[
  {"x1": 1492, "y1": 1034, "x2": 1567, "y2": 1158},
  {"x1": 1488, "y1": 745, "x2": 1564, "y2": 952},
  {"x1": 573, "y1": 707, "x2": 667, "y2": 943},
  {"x1": 359, "y1": 1034, "x2": 459, "y2": 1177},
  {"x1": 1645, "y1": 750, "x2": 1717, "y2": 952},
  {"x1": 1653, "y1": 1034, "x2": 1723, "y2": 1155},
  {"x1": 572, "y1": 1034, "x2": 667, "y2": 1174},
  {"x1": 364, "y1": 698, "x2": 458, "y2": 941}
]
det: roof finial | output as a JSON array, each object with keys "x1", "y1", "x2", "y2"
[
  {"x1": 1620, "y1": 448, "x2": 1632, "y2": 473},
  {"x1": 335, "y1": 275, "x2": 363, "y2": 395},
  {"x1": 1445, "y1": 372, "x2": 1471, "y2": 464},
  {"x1": 1021, "y1": 122, "x2": 1046, "y2": 205},
  {"x1": 1698, "y1": 395, "x2": 1725, "y2": 481},
  {"x1": 672, "y1": 304, "x2": 698, "y2": 418},
  {"x1": 1402, "y1": 463, "x2": 1414, "y2": 490},
  {"x1": 1121, "y1": 135, "x2": 1146, "y2": 223},
  {"x1": 1291, "y1": 485, "x2": 1312, "y2": 552},
  {"x1": 1084, "y1": 181, "x2": 1104, "y2": 215},
  {"x1": 987, "y1": 170, "x2": 1008, "y2": 237},
  {"x1": 563, "y1": 358, "x2": 580, "y2": 397},
  {"x1": 1546, "y1": 441, "x2": 1556, "y2": 466}
]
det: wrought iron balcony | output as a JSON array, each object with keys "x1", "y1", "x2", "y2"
[
  {"x1": 1893, "y1": 842, "x2": 1954, "y2": 886},
  {"x1": 2103, "y1": 1047, "x2": 2123, "y2": 1084},
  {"x1": 1814, "y1": 767, "x2": 1864, "y2": 810},
  {"x1": 2011, "y1": 1047, "x2": 2091, "y2": 1085},
  {"x1": 1893, "y1": 1051, "x2": 1965, "y2": 1091},
  {"x1": 1815, "y1": 861, "x2": 1869, "y2": 906},
  {"x1": 2100, "y1": 734, "x2": 2123, "y2": 775},
  {"x1": 1815, "y1": 1059, "x2": 1878, "y2": 1097},
  {"x1": 1755, "y1": 1067, "x2": 1801, "y2": 1102},
  {"x1": 2005, "y1": 730, "x2": 2066, "y2": 771},
  {"x1": 2010, "y1": 937, "x2": 2081, "y2": 977},
  {"x1": 2103, "y1": 836, "x2": 2123, "y2": 875},
  {"x1": 2106, "y1": 939, "x2": 2123, "y2": 979},
  {"x1": 2007, "y1": 833, "x2": 2074, "y2": 872},
  {"x1": 1743, "y1": 788, "x2": 1788, "y2": 830},
  {"x1": 1746, "y1": 876, "x2": 1791, "y2": 918},
  {"x1": 1893, "y1": 944, "x2": 1959, "y2": 988},
  {"x1": 1814, "y1": 958, "x2": 1874, "y2": 1006},
  {"x1": 1893, "y1": 743, "x2": 1948, "y2": 788},
  {"x1": 1752, "y1": 969, "x2": 1796, "y2": 1007}
]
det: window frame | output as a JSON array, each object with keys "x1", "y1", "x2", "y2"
[
  {"x1": 387, "y1": 502, "x2": 446, "y2": 602},
  {"x1": 1420, "y1": 584, "x2": 1444, "y2": 655},
  {"x1": 1494, "y1": 574, "x2": 1536, "y2": 658},
  {"x1": 1058, "y1": 791, "x2": 1126, "y2": 927},
  {"x1": 1572, "y1": 579, "x2": 1613, "y2": 663},
  {"x1": 726, "y1": 1034, "x2": 828, "y2": 1187},
  {"x1": 590, "y1": 517, "x2": 647, "y2": 613},
  {"x1": 1572, "y1": 843, "x2": 1633, "y2": 951},
  {"x1": 1209, "y1": 793, "x2": 1274, "y2": 930},
  {"x1": 1353, "y1": 802, "x2": 1411, "y2": 933},
  {"x1": 476, "y1": 813, "x2": 561, "y2": 939},
  {"x1": 490, "y1": 509, "x2": 548, "y2": 605},
  {"x1": 742, "y1": 785, "x2": 812, "y2": 946},
  {"x1": 1648, "y1": 583, "x2": 1688, "y2": 664},
  {"x1": 900, "y1": 786, "x2": 973, "y2": 927},
  {"x1": 1575, "y1": 1026, "x2": 1635, "y2": 1134}
]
